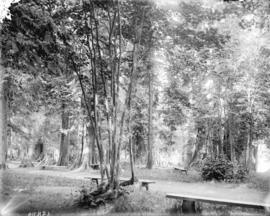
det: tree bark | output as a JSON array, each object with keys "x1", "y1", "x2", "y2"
[
  {"x1": 246, "y1": 112, "x2": 254, "y2": 170},
  {"x1": 228, "y1": 113, "x2": 235, "y2": 163},
  {"x1": 0, "y1": 49, "x2": 7, "y2": 169},
  {"x1": 79, "y1": 124, "x2": 94, "y2": 169},
  {"x1": 91, "y1": 130, "x2": 96, "y2": 165},
  {"x1": 58, "y1": 103, "x2": 70, "y2": 166},
  {"x1": 127, "y1": 99, "x2": 135, "y2": 181},
  {"x1": 216, "y1": 81, "x2": 223, "y2": 156},
  {"x1": 147, "y1": 67, "x2": 153, "y2": 169},
  {"x1": 78, "y1": 123, "x2": 84, "y2": 166}
]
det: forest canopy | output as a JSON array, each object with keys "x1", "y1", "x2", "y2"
[{"x1": 1, "y1": 0, "x2": 270, "y2": 195}]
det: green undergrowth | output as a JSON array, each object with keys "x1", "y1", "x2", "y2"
[
  {"x1": 1, "y1": 170, "x2": 94, "y2": 214},
  {"x1": 246, "y1": 172, "x2": 270, "y2": 192},
  {"x1": 111, "y1": 186, "x2": 265, "y2": 216},
  {"x1": 111, "y1": 186, "x2": 175, "y2": 215},
  {"x1": 1, "y1": 170, "x2": 267, "y2": 215},
  {"x1": 121, "y1": 165, "x2": 202, "y2": 183},
  {"x1": 2, "y1": 170, "x2": 91, "y2": 190}
]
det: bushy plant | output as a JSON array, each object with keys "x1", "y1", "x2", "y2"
[
  {"x1": 111, "y1": 188, "x2": 172, "y2": 213},
  {"x1": 233, "y1": 164, "x2": 249, "y2": 182},
  {"x1": 201, "y1": 157, "x2": 249, "y2": 182},
  {"x1": 201, "y1": 156, "x2": 234, "y2": 181}
]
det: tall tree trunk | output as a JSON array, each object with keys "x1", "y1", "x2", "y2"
[
  {"x1": 218, "y1": 103, "x2": 223, "y2": 156},
  {"x1": 87, "y1": 124, "x2": 95, "y2": 167},
  {"x1": 228, "y1": 114, "x2": 235, "y2": 163},
  {"x1": 78, "y1": 124, "x2": 84, "y2": 166},
  {"x1": 127, "y1": 98, "x2": 135, "y2": 181},
  {"x1": 0, "y1": 49, "x2": 7, "y2": 169},
  {"x1": 91, "y1": 128, "x2": 96, "y2": 165},
  {"x1": 245, "y1": 89, "x2": 254, "y2": 170},
  {"x1": 217, "y1": 82, "x2": 223, "y2": 156},
  {"x1": 79, "y1": 124, "x2": 94, "y2": 169},
  {"x1": 147, "y1": 68, "x2": 153, "y2": 169},
  {"x1": 58, "y1": 103, "x2": 70, "y2": 166},
  {"x1": 246, "y1": 113, "x2": 254, "y2": 170},
  {"x1": 71, "y1": 117, "x2": 95, "y2": 170}
]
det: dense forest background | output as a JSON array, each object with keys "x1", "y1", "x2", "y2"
[{"x1": 1, "y1": 0, "x2": 270, "y2": 186}]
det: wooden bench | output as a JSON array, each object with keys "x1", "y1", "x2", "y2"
[
  {"x1": 140, "y1": 179, "x2": 155, "y2": 191},
  {"x1": 40, "y1": 165, "x2": 67, "y2": 170},
  {"x1": 174, "y1": 167, "x2": 188, "y2": 175},
  {"x1": 85, "y1": 176, "x2": 155, "y2": 190},
  {"x1": 90, "y1": 163, "x2": 100, "y2": 170},
  {"x1": 166, "y1": 193, "x2": 268, "y2": 213},
  {"x1": 84, "y1": 176, "x2": 129, "y2": 185},
  {"x1": 84, "y1": 176, "x2": 106, "y2": 185}
]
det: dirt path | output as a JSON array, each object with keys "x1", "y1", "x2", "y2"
[{"x1": 8, "y1": 167, "x2": 270, "y2": 206}]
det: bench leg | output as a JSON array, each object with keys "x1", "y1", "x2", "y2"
[
  {"x1": 145, "y1": 184, "x2": 149, "y2": 191},
  {"x1": 180, "y1": 170, "x2": 187, "y2": 175},
  {"x1": 92, "y1": 179, "x2": 99, "y2": 185},
  {"x1": 141, "y1": 183, "x2": 149, "y2": 191},
  {"x1": 182, "y1": 200, "x2": 196, "y2": 213}
]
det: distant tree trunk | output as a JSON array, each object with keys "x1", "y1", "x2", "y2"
[
  {"x1": 208, "y1": 122, "x2": 214, "y2": 159},
  {"x1": 73, "y1": 119, "x2": 85, "y2": 169},
  {"x1": 216, "y1": 82, "x2": 224, "y2": 156},
  {"x1": 127, "y1": 99, "x2": 135, "y2": 181},
  {"x1": 79, "y1": 124, "x2": 94, "y2": 169},
  {"x1": 88, "y1": 125, "x2": 95, "y2": 165},
  {"x1": 0, "y1": 49, "x2": 7, "y2": 169},
  {"x1": 218, "y1": 101, "x2": 223, "y2": 156},
  {"x1": 228, "y1": 113, "x2": 235, "y2": 163},
  {"x1": 147, "y1": 67, "x2": 153, "y2": 169},
  {"x1": 91, "y1": 128, "x2": 96, "y2": 164},
  {"x1": 246, "y1": 113, "x2": 254, "y2": 170},
  {"x1": 27, "y1": 144, "x2": 35, "y2": 160},
  {"x1": 71, "y1": 117, "x2": 95, "y2": 170},
  {"x1": 58, "y1": 103, "x2": 70, "y2": 166}
]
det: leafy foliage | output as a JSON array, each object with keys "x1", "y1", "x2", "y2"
[
  {"x1": 2, "y1": 0, "x2": 270, "y2": 181},
  {"x1": 201, "y1": 156, "x2": 234, "y2": 181},
  {"x1": 201, "y1": 156, "x2": 248, "y2": 182}
]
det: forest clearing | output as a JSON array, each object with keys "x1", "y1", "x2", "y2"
[
  {"x1": 1, "y1": 162, "x2": 269, "y2": 215},
  {"x1": 2, "y1": 0, "x2": 270, "y2": 215}
]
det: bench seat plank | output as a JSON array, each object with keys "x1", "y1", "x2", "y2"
[
  {"x1": 174, "y1": 167, "x2": 188, "y2": 174},
  {"x1": 166, "y1": 193, "x2": 268, "y2": 209},
  {"x1": 139, "y1": 179, "x2": 155, "y2": 191},
  {"x1": 139, "y1": 179, "x2": 155, "y2": 183},
  {"x1": 84, "y1": 176, "x2": 155, "y2": 190},
  {"x1": 84, "y1": 176, "x2": 129, "y2": 184},
  {"x1": 41, "y1": 165, "x2": 67, "y2": 170}
]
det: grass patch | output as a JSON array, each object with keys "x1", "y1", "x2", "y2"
[
  {"x1": 246, "y1": 172, "x2": 269, "y2": 192},
  {"x1": 121, "y1": 166, "x2": 202, "y2": 183},
  {"x1": 1, "y1": 170, "x2": 94, "y2": 214},
  {"x1": 1, "y1": 167, "x2": 267, "y2": 215},
  {"x1": 1, "y1": 170, "x2": 91, "y2": 193},
  {"x1": 111, "y1": 185, "x2": 265, "y2": 216},
  {"x1": 111, "y1": 186, "x2": 175, "y2": 214}
]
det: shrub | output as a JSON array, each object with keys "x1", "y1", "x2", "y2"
[
  {"x1": 111, "y1": 188, "x2": 172, "y2": 214},
  {"x1": 201, "y1": 157, "x2": 249, "y2": 182},
  {"x1": 233, "y1": 164, "x2": 249, "y2": 182},
  {"x1": 201, "y1": 156, "x2": 233, "y2": 181},
  {"x1": 246, "y1": 172, "x2": 269, "y2": 192}
]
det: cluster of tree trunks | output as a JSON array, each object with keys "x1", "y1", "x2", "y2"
[
  {"x1": 0, "y1": 48, "x2": 7, "y2": 169},
  {"x1": 58, "y1": 103, "x2": 70, "y2": 166},
  {"x1": 187, "y1": 114, "x2": 257, "y2": 170}
]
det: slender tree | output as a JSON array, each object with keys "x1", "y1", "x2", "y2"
[{"x1": 0, "y1": 47, "x2": 7, "y2": 169}]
